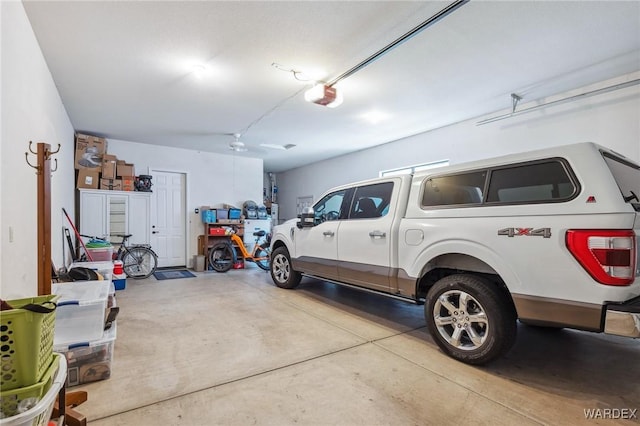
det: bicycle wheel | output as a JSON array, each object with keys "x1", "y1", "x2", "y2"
[
  {"x1": 254, "y1": 242, "x2": 271, "y2": 271},
  {"x1": 209, "y1": 242, "x2": 235, "y2": 273},
  {"x1": 122, "y1": 247, "x2": 158, "y2": 279}
]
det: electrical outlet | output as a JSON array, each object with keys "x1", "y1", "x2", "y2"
[{"x1": 194, "y1": 208, "x2": 199, "y2": 214}]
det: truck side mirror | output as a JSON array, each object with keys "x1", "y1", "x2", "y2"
[{"x1": 297, "y1": 207, "x2": 315, "y2": 228}]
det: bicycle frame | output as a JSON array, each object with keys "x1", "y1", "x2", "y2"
[
  {"x1": 113, "y1": 235, "x2": 155, "y2": 260},
  {"x1": 228, "y1": 233, "x2": 268, "y2": 262}
]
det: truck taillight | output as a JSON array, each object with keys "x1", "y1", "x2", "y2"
[{"x1": 566, "y1": 230, "x2": 636, "y2": 286}]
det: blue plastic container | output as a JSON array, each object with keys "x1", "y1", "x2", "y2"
[
  {"x1": 201, "y1": 209, "x2": 217, "y2": 223},
  {"x1": 229, "y1": 208, "x2": 242, "y2": 219}
]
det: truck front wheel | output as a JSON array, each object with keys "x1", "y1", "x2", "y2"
[
  {"x1": 425, "y1": 274, "x2": 516, "y2": 365},
  {"x1": 270, "y1": 247, "x2": 301, "y2": 289}
]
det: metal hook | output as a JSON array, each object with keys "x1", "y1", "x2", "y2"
[
  {"x1": 511, "y1": 93, "x2": 522, "y2": 113},
  {"x1": 28, "y1": 141, "x2": 38, "y2": 154},
  {"x1": 50, "y1": 158, "x2": 58, "y2": 173},
  {"x1": 47, "y1": 143, "x2": 61, "y2": 157},
  {"x1": 25, "y1": 152, "x2": 41, "y2": 174}
]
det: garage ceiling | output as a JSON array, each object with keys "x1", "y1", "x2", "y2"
[{"x1": 23, "y1": 1, "x2": 640, "y2": 172}]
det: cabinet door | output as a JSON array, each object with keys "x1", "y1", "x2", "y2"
[
  {"x1": 128, "y1": 194, "x2": 151, "y2": 245},
  {"x1": 107, "y1": 195, "x2": 128, "y2": 244},
  {"x1": 80, "y1": 191, "x2": 107, "y2": 239}
]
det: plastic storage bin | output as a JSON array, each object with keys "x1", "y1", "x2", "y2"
[
  {"x1": 228, "y1": 208, "x2": 242, "y2": 219},
  {"x1": 216, "y1": 209, "x2": 229, "y2": 220},
  {"x1": 0, "y1": 354, "x2": 64, "y2": 423},
  {"x1": 52, "y1": 281, "x2": 110, "y2": 345},
  {"x1": 0, "y1": 295, "x2": 58, "y2": 391},
  {"x1": 54, "y1": 323, "x2": 116, "y2": 387},
  {"x1": 68, "y1": 261, "x2": 114, "y2": 282},
  {"x1": 201, "y1": 209, "x2": 217, "y2": 223},
  {"x1": 84, "y1": 246, "x2": 113, "y2": 262}
]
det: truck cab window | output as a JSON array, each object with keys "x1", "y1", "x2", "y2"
[
  {"x1": 350, "y1": 182, "x2": 394, "y2": 219},
  {"x1": 314, "y1": 190, "x2": 347, "y2": 223}
]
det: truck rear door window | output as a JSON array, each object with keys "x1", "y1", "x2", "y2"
[
  {"x1": 350, "y1": 182, "x2": 394, "y2": 219},
  {"x1": 486, "y1": 160, "x2": 577, "y2": 203},
  {"x1": 422, "y1": 171, "x2": 486, "y2": 207}
]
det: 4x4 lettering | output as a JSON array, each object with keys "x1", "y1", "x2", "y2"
[{"x1": 498, "y1": 227, "x2": 551, "y2": 238}]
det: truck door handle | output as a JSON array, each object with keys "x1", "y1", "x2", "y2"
[
  {"x1": 369, "y1": 231, "x2": 386, "y2": 238},
  {"x1": 323, "y1": 231, "x2": 335, "y2": 237}
]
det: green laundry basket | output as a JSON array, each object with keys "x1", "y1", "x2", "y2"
[{"x1": 0, "y1": 295, "x2": 58, "y2": 391}]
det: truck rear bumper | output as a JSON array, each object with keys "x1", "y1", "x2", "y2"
[{"x1": 604, "y1": 296, "x2": 640, "y2": 338}]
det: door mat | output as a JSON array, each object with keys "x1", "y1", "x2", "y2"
[{"x1": 153, "y1": 269, "x2": 197, "y2": 280}]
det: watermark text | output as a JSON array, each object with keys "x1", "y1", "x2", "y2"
[{"x1": 584, "y1": 408, "x2": 637, "y2": 420}]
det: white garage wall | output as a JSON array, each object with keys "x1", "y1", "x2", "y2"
[
  {"x1": 0, "y1": 1, "x2": 263, "y2": 293},
  {"x1": 106, "y1": 139, "x2": 263, "y2": 265},
  {"x1": 1, "y1": 1, "x2": 75, "y2": 298},
  {"x1": 276, "y1": 72, "x2": 640, "y2": 221}
]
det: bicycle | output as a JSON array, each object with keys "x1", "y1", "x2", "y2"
[
  {"x1": 208, "y1": 229, "x2": 270, "y2": 273},
  {"x1": 80, "y1": 233, "x2": 158, "y2": 279}
]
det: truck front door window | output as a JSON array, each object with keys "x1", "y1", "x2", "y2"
[{"x1": 314, "y1": 190, "x2": 347, "y2": 224}]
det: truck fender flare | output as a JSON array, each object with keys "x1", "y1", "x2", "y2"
[{"x1": 409, "y1": 240, "x2": 520, "y2": 291}]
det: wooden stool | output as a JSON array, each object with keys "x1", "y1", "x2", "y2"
[{"x1": 54, "y1": 389, "x2": 88, "y2": 426}]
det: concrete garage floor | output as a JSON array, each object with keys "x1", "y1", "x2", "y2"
[{"x1": 75, "y1": 268, "x2": 639, "y2": 425}]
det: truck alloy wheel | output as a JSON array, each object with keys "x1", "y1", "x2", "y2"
[
  {"x1": 426, "y1": 274, "x2": 516, "y2": 365},
  {"x1": 270, "y1": 247, "x2": 301, "y2": 289}
]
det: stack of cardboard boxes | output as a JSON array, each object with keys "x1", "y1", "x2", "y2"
[{"x1": 75, "y1": 133, "x2": 136, "y2": 191}]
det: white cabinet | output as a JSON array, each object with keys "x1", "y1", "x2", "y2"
[
  {"x1": 243, "y1": 219, "x2": 272, "y2": 249},
  {"x1": 79, "y1": 189, "x2": 151, "y2": 245}
]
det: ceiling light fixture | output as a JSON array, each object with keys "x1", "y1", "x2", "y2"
[
  {"x1": 192, "y1": 64, "x2": 207, "y2": 79},
  {"x1": 361, "y1": 110, "x2": 389, "y2": 124}
]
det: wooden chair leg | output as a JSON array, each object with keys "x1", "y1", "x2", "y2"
[{"x1": 54, "y1": 390, "x2": 88, "y2": 426}]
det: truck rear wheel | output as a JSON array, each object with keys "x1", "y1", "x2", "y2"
[
  {"x1": 425, "y1": 274, "x2": 516, "y2": 365},
  {"x1": 270, "y1": 247, "x2": 301, "y2": 289}
]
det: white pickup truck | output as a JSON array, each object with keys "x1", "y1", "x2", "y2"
[{"x1": 269, "y1": 142, "x2": 640, "y2": 364}]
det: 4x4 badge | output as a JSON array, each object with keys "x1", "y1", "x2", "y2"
[{"x1": 498, "y1": 227, "x2": 552, "y2": 238}]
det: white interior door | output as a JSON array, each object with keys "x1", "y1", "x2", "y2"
[{"x1": 150, "y1": 171, "x2": 186, "y2": 268}]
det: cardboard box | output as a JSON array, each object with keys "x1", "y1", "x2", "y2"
[
  {"x1": 101, "y1": 154, "x2": 117, "y2": 180},
  {"x1": 100, "y1": 178, "x2": 122, "y2": 191},
  {"x1": 75, "y1": 133, "x2": 106, "y2": 170},
  {"x1": 121, "y1": 176, "x2": 135, "y2": 191},
  {"x1": 116, "y1": 161, "x2": 134, "y2": 178},
  {"x1": 77, "y1": 169, "x2": 100, "y2": 189}
]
